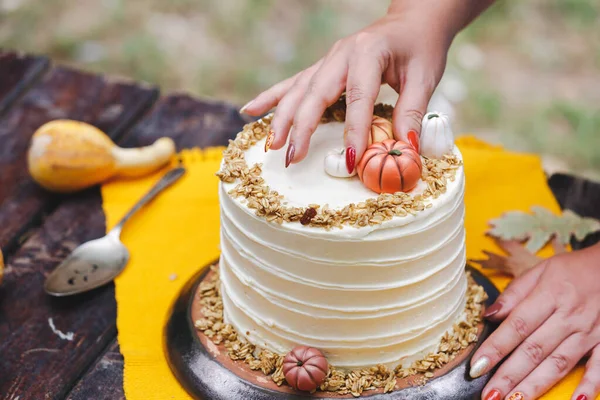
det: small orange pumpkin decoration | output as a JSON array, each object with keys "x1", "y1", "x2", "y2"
[
  {"x1": 344, "y1": 116, "x2": 394, "y2": 146},
  {"x1": 283, "y1": 346, "x2": 328, "y2": 392},
  {"x1": 357, "y1": 139, "x2": 422, "y2": 194}
]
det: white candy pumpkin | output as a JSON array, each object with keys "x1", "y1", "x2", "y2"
[
  {"x1": 420, "y1": 112, "x2": 454, "y2": 158},
  {"x1": 324, "y1": 148, "x2": 356, "y2": 178}
]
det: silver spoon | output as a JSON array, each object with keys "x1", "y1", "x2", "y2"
[{"x1": 44, "y1": 167, "x2": 186, "y2": 296}]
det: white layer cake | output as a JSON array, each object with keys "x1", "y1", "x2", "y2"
[{"x1": 219, "y1": 120, "x2": 466, "y2": 369}]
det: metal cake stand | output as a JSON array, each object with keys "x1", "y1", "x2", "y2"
[{"x1": 165, "y1": 264, "x2": 499, "y2": 400}]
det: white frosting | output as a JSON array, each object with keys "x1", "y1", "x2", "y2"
[{"x1": 219, "y1": 120, "x2": 467, "y2": 369}]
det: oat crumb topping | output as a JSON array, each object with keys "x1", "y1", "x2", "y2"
[
  {"x1": 216, "y1": 102, "x2": 462, "y2": 230},
  {"x1": 195, "y1": 265, "x2": 487, "y2": 397}
]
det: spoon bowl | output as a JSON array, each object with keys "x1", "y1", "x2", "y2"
[
  {"x1": 44, "y1": 232, "x2": 129, "y2": 296},
  {"x1": 44, "y1": 167, "x2": 185, "y2": 296}
]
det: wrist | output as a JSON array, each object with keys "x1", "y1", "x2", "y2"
[
  {"x1": 387, "y1": 0, "x2": 494, "y2": 38},
  {"x1": 386, "y1": 0, "x2": 460, "y2": 45}
]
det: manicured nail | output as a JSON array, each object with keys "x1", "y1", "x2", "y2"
[
  {"x1": 576, "y1": 395, "x2": 588, "y2": 400},
  {"x1": 484, "y1": 389, "x2": 501, "y2": 400},
  {"x1": 285, "y1": 144, "x2": 295, "y2": 168},
  {"x1": 239, "y1": 100, "x2": 254, "y2": 114},
  {"x1": 407, "y1": 130, "x2": 419, "y2": 153},
  {"x1": 345, "y1": 146, "x2": 356, "y2": 174},
  {"x1": 483, "y1": 302, "x2": 502, "y2": 318},
  {"x1": 265, "y1": 130, "x2": 274, "y2": 152},
  {"x1": 469, "y1": 356, "x2": 490, "y2": 378},
  {"x1": 508, "y1": 392, "x2": 525, "y2": 400}
]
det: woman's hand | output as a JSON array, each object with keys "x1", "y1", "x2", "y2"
[
  {"x1": 470, "y1": 243, "x2": 600, "y2": 400},
  {"x1": 241, "y1": 1, "x2": 463, "y2": 171}
]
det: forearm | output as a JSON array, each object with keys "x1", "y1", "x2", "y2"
[{"x1": 388, "y1": 0, "x2": 496, "y2": 38}]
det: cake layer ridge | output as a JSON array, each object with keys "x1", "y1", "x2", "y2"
[
  {"x1": 222, "y1": 270, "x2": 466, "y2": 349},
  {"x1": 219, "y1": 235, "x2": 466, "y2": 313},
  {"x1": 220, "y1": 220, "x2": 466, "y2": 290},
  {"x1": 219, "y1": 183, "x2": 465, "y2": 264},
  {"x1": 222, "y1": 280, "x2": 467, "y2": 368},
  {"x1": 220, "y1": 254, "x2": 466, "y2": 335}
]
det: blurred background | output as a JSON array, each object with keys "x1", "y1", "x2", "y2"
[{"x1": 0, "y1": 0, "x2": 599, "y2": 180}]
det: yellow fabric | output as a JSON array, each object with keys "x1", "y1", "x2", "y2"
[{"x1": 101, "y1": 137, "x2": 584, "y2": 400}]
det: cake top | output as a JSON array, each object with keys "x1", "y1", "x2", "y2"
[{"x1": 216, "y1": 100, "x2": 462, "y2": 231}]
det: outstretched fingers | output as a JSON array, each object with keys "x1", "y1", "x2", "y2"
[
  {"x1": 504, "y1": 334, "x2": 590, "y2": 400},
  {"x1": 483, "y1": 262, "x2": 547, "y2": 321},
  {"x1": 572, "y1": 345, "x2": 600, "y2": 400},
  {"x1": 241, "y1": 58, "x2": 324, "y2": 117},
  {"x1": 392, "y1": 65, "x2": 438, "y2": 153},
  {"x1": 341, "y1": 56, "x2": 385, "y2": 173},
  {"x1": 240, "y1": 73, "x2": 298, "y2": 116},
  {"x1": 470, "y1": 289, "x2": 556, "y2": 380},
  {"x1": 285, "y1": 54, "x2": 348, "y2": 165},
  {"x1": 268, "y1": 62, "x2": 323, "y2": 154},
  {"x1": 481, "y1": 316, "x2": 577, "y2": 399}
]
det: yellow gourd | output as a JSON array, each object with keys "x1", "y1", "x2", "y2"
[{"x1": 27, "y1": 120, "x2": 176, "y2": 193}]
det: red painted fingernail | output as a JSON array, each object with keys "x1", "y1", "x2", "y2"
[
  {"x1": 265, "y1": 130, "x2": 274, "y2": 152},
  {"x1": 346, "y1": 146, "x2": 356, "y2": 174},
  {"x1": 508, "y1": 392, "x2": 525, "y2": 400},
  {"x1": 576, "y1": 395, "x2": 588, "y2": 400},
  {"x1": 483, "y1": 303, "x2": 502, "y2": 318},
  {"x1": 484, "y1": 389, "x2": 501, "y2": 400},
  {"x1": 285, "y1": 144, "x2": 295, "y2": 168},
  {"x1": 407, "y1": 130, "x2": 419, "y2": 153}
]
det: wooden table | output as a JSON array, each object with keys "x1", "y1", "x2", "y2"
[{"x1": 0, "y1": 50, "x2": 598, "y2": 400}]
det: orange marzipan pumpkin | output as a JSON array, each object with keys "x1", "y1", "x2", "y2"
[
  {"x1": 357, "y1": 139, "x2": 422, "y2": 194},
  {"x1": 344, "y1": 116, "x2": 394, "y2": 145}
]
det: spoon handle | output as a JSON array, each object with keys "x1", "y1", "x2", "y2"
[{"x1": 109, "y1": 167, "x2": 186, "y2": 237}]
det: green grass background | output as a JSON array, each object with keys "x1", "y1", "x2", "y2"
[{"x1": 1, "y1": 0, "x2": 598, "y2": 179}]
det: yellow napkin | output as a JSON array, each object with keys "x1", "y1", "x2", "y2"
[{"x1": 101, "y1": 137, "x2": 583, "y2": 400}]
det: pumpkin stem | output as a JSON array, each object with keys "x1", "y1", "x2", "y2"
[
  {"x1": 297, "y1": 361, "x2": 303, "y2": 367},
  {"x1": 427, "y1": 113, "x2": 439, "y2": 120},
  {"x1": 388, "y1": 149, "x2": 402, "y2": 156}
]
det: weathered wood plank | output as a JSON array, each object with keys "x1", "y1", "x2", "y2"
[
  {"x1": 0, "y1": 66, "x2": 158, "y2": 399},
  {"x1": 548, "y1": 173, "x2": 600, "y2": 249},
  {"x1": 118, "y1": 94, "x2": 250, "y2": 149},
  {"x1": 0, "y1": 66, "x2": 159, "y2": 255},
  {"x1": 0, "y1": 93, "x2": 245, "y2": 400},
  {"x1": 66, "y1": 340, "x2": 125, "y2": 400},
  {"x1": 61, "y1": 94, "x2": 248, "y2": 400},
  {"x1": 0, "y1": 51, "x2": 50, "y2": 115},
  {"x1": 0, "y1": 188, "x2": 117, "y2": 400}
]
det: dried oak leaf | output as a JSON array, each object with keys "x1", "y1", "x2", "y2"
[
  {"x1": 470, "y1": 238, "x2": 544, "y2": 277},
  {"x1": 488, "y1": 206, "x2": 600, "y2": 253}
]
